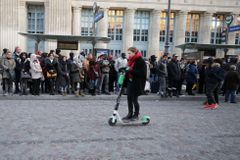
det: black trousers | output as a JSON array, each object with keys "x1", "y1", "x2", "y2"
[
  {"x1": 206, "y1": 82, "x2": 220, "y2": 105},
  {"x1": 198, "y1": 80, "x2": 205, "y2": 94},
  {"x1": 186, "y1": 82, "x2": 194, "y2": 94},
  {"x1": 48, "y1": 78, "x2": 56, "y2": 94},
  {"x1": 14, "y1": 70, "x2": 21, "y2": 92},
  {"x1": 3, "y1": 78, "x2": 13, "y2": 93},
  {"x1": 20, "y1": 79, "x2": 29, "y2": 94},
  {"x1": 127, "y1": 94, "x2": 140, "y2": 115},
  {"x1": 32, "y1": 78, "x2": 41, "y2": 95}
]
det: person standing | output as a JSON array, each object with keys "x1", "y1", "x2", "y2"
[
  {"x1": 149, "y1": 55, "x2": 159, "y2": 93},
  {"x1": 204, "y1": 58, "x2": 224, "y2": 109},
  {"x1": 167, "y1": 54, "x2": 181, "y2": 97},
  {"x1": 157, "y1": 55, "x2": 168, "y2": 97},
  {"x1": 76, "y1": 51, "x2": 86, "y2": 96},
  {"x1": 99, "y1": 54, "x2": 111, "y2": 95},
  {"x1": 108, "y1": 54, "x2": 117, "y2": 93},
  {"x1": 58, "y1": 56, "x2": 70, "y2": 96},
  {"x1": 224, "y1": 65, "x2": 240, "y2": 103},
  {"x1": 114, "y1": 53, "x2": 128, "y2": 93},
  {"x1": 19, "y1": 52, "x2": 31, "y2": 95},
  {"x1": 186, "y1": 60, "x2": 199, "y2": 96},
  {"x1": 198, "y1": 61, "x2": 207, "y2": 94},
  {"x1": 30, "y1": 54, "x2": 42, "y2": 96},
  {"x1": 122, "y1": 47, "x2": 147, "y2": 121},
  {"x1": 68, "y1": 52, "x2": 82, "y2": 96},
  {"x1": 88, "y1": 59, "x2": 101, "y2": 96},
  {"x1": 1, "y1": 51, "x2": 16, "y2": 96},
  {"x1": 0, "y1": 48, "x2": 8, "y2": 93},
  {"x1": 12, "y1": 46, "x2": 22, "y2": 94},
  {"x1": 45, "y1": 52, "x2": 58, "y2": 95}
]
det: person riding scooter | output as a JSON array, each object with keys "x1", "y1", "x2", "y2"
[{"x1": 122, "y1": 47, "x2": 147, "y2": 121}]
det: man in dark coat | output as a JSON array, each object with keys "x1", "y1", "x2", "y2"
[
  {"x1": 167, "y1": 54, "x2": 181, "y2": 97},
  {"x1": 224, "y1": 65, "x2": 240, "y2": 103},
  {"x1": 12, "y1": 46, "x2": 22, "y2": 94},
  {"x1": 204, "y1": 59, "x2": 224, "y2": 109}
]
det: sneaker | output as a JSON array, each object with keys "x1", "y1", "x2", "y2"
[
  {"x1": 131, "y1": 114, "x2": 139, "y2": 121},
  {"x1": 122, "y1": 113, "x2": 133, "y2": 121},
  {"x1": 230, "y1": 101, "x2": 237, "y2": 104},
  {"x1": 104, "y1": 92, "x2": 111, "y2": 95},
  {"x1": 203, "y1": 103, "x2": 211, "y2": 109},
  {"x1": 209, "y1": 103, "x2": 218, "y2": 109}
]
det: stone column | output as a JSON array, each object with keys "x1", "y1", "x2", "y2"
[
  {"x1": 148, "y1": 10, "x2": 161, "y2": 56},
  {"x1": 199, "y1": 12, "x2": 213, "y2": 44},
  {"x1": 72, "y1": 7, "x2": 81, "y2": 35},
  {"x1": 122, "y1": 9, "x2": 135, "y2": 52},
  {"x1": 0, "y1": 0, "x2": 19, "y2": 50},
  {"x1": 72, "y1": 7, "x2": 82, "y2": 52},
  {"x1": 18, "y1": 1, "x2": 27, "y2": 51},
  {"x1": 95, "y1": 8, "x2": 109, "y2": 49},
  {"x1": 44, "y1": 0, "x2": 72, "y2": 54},
  {"x1": 174, "y1": 11, "x2": 188, "y2": 56},
  {"x1": 228, "y1": 14, "x2": 239, "y2": 55}
]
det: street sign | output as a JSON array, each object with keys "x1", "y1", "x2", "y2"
[
  {"x1": 229, "y1": 25, "x2": 240, "y2": 32},
  {"x1": 225, "y1": 15, "x2": 234, "y2": 25},
  {"x1": 94, "y1": 11, "x2": 104, "y2": 23}
]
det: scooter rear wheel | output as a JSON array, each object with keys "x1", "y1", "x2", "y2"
[
  {"x1": 108, "y1": 117, "x2": 117, "y2": 126},
  {"x1": 142, "y1": 118, "x2": 150, "y2": 125}
]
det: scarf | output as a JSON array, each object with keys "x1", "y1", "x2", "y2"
[{"x1": 128, "y1": 51, "x2": 142, "y2": 79}]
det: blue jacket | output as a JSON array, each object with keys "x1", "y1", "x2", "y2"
[{"x1": 186, "y1": 64, "x2": 198, "y2": 83}]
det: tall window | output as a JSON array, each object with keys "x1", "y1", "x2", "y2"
[
  {"x1": 28, "y1": 5, "x2": 44, "y2": 33},
  {"x1": 236, "y1": 33, "x2": 240, "y2": 45},
  {"x1": 110, "y1": 49, "x2": 121, "y2": 56},
  {"x1": 160, "y1": 12, "x2": 175, "y2": 43},
  {"x1": 81, "y1": 9, "x2": 93, "y2": 36},
  {"x1": 185, "y1": 13, "x2": 199, "y2": 42},
  {"x1": 134, "y1": 11, "x2": 150, "y2": 42},
  {"x1": 108, "y1": 10, "x2": 124, "y2": 40},
  {"x1": 211, "y1": 15, "x2": 225, "y2": 44},
  {"x1": 27, "y1": 5, "x2": 44, "y2": 52},
  {"x1": 140, "y1": 50, "x2": 147, "y2": 57}
]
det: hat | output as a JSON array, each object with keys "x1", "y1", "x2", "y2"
[
  {"x1": 172, "y1": 54, "x2": 178, "y2": 57},
  {"x1": 3, "y1": 48, "x2": 8, "y2": 53}
]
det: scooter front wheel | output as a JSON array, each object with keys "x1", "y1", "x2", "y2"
[{"x1": 108, "y1": 117, "x2": 117, "y2": 126}]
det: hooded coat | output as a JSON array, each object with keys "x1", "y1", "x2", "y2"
[
  {"x1": 57, "y1": 59, "x2": 70, "y2": 87},
  {"x1": 224, "y1": 70, "x2": 240, "y2": 90},
  {"x1": 30, "y1": 54, "x2": 42, "y2": 79},
  {"x1": 1, "y1": 56, "x2": 16, "y2": 79}
]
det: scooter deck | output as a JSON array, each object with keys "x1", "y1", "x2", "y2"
[{"x1": 121, "y1": 116, "x2": 150, "y2": 125}]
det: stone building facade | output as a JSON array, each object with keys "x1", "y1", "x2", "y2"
[{"x1": 0, "y1": 0, "x2": 240, "y2": 57}]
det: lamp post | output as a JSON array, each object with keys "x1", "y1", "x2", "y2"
[{"x1": 164, "y1": 0, "x2": 171, "y2": 55}]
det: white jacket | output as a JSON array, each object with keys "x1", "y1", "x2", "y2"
[
  {"x1": 30, "y1": 54, "x2": 42, "y2": 79},
  {"x1": 114, "y1": 57, "x2": 128, "y2": 72}
]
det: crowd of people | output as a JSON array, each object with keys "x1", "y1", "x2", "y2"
[
  {"x1": 0, "y1": 47, "x2": 240, "y2": 108},
  {"x1": 0, "y1": 47, "x2": 128, "y2": 96},
  {"x1": 147, "y1": 53, "x2": 240, "y2": 108}
]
